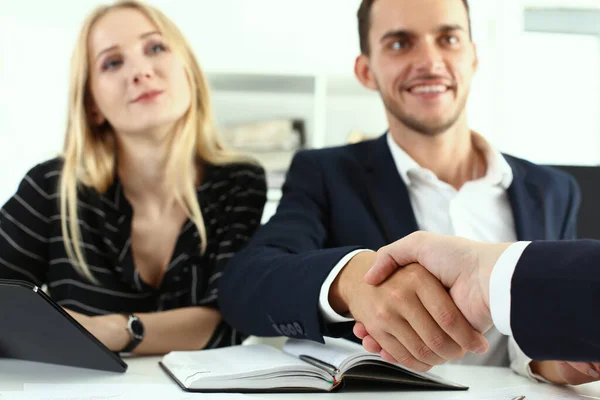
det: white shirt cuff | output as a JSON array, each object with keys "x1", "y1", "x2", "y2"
[
  {"x1": 489, "y1": 241, "x2": 531, "y2": 336},
  {"x1": 318, "y1": 249, "x2": 371, "y2": 324},
  {"x1": 508, "y1": 335, "x2": 550, "y2": 383}
]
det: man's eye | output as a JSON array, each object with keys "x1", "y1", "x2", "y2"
[
  {"x1": 443, "y1": 35, "x2": 459, "y2": 45},
  {"x1": 391, "y1": 40, "x2": 409, "y2": 50}
]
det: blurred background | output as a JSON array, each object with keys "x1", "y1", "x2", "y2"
[{"x1": 1, "y1": 0, "x2": 599, "y2": 234}]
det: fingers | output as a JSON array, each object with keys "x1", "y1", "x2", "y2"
[
  {"x1": 380, "y1": 349, "x2": 398, "y2": 364},
  {"x1": 557, "y1": 362, "x2": 600, "y2": 385},
  {"x1": 565, "y1": 362, "x2": 600, "y2": 380},
  {"x1": 354, "y1": 323, "x2": 383, "y2": 355},
  {"x1": 404, "y1": 298, "x2": 474, "y2": 361},
  {"x1": 566, "y1": 362, "x2": 596, "y2": 376},
  {"x1": 373, "y1": 297, "x2": 459, "y2": 367},
  {"x1": 404, "y1": 290, "x2": 487, "y2": 361},
  {"x1": 389, "y1": 317, "x2": 448, "y2": 367},
  {"x1": 416, "y1": 277, "x2": 489, "y2": 354},
  {"x1": 358, "y1": 263, "x2": 488, "y2": 372},
  {"x1": 369, "y1": 330, "x2": 433, "y2": 372},
  {"x1": 353, "y1": 322, "x2": 368, "y2": 340},
  {"x1": 362, "y1": 334, "x2": 382, "y2": 354}
]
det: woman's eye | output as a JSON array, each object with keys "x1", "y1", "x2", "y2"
[
  {"x1": 150, "y1": 43, "x2": 167, "y2": 53},
  {"x1": 102, "y1": 58, "x2": 122, "y2": 71}
]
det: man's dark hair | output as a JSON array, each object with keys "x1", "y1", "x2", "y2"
[{"x1": 357, "y1": 0, "x2": 472, "y2": 55}]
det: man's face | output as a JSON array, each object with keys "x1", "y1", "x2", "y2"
[{"x1": 357, "y1": 0, "x2": 477, "y2": 136}]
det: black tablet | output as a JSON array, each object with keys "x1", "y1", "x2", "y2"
[{"x1": 0, "y1": 279, "x2": 127, "y2": 372}]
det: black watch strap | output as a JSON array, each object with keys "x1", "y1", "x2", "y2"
[{"x1": 121, "y1": 314, "x2": 144, "y2": 353}]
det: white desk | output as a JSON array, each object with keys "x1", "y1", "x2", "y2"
[{"x1": 1, "y1": 357, "x2": 600, "y2": 399}]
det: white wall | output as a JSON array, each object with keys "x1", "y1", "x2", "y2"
[
  {"x1": 506, "y1": 32, "x2": 600, "y2": 165},
  {"x1": 525, "y1": 0, "x2": 600, "y2": 9},
  {"x1": 0, "y1": 0, "x2": 527, "y2": 205},
  {"x1": 0, "y1": 1, "x2": 82, "y2": 203}
]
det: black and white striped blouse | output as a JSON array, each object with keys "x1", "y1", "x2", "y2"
[{"x1": 0, "y1": 158, "x2": 266, "y2": 348}]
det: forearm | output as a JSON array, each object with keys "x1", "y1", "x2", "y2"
[
  {"x1": 93, "y1": 306, "x2": 222, "y2": 355},
  {"x1": 135, "y1": 306, "x2": 222, "y2": 354}
]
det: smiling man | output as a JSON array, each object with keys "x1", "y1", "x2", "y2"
[{"x1": 219, "y1": 0, "x2": 581, "y2": 383}]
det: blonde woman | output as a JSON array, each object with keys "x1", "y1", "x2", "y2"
[{"x1": 0, "y1": 1, "x2": 266, "y2": 355}]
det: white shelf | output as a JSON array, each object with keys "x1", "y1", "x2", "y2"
[
  {"x1": 207, "y1": 73, "x2": 315, "y2": 94},
  {"x1": 207, "y1": 72, "x2": 379, "y2": 97},
  {"x1": 208, "y1": 72, "x2": 386, "y2": 153},
  {"x1": 326, "y1": 75, "x2": 379, "y2": 97},
  {"x1": 208, "y1": 71, "x2": 387, "y2": 202}
]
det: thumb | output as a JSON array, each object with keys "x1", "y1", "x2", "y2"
[{"x1": 364, "y1": 232, "x2": 423, "y2": 285}]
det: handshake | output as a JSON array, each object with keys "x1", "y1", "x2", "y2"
[{"x1": 329, "y1": 231, "x2": 600, "y2": 385}]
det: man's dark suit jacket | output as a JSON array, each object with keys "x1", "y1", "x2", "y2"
[
  {"x1": 511, "y1": 239, "x2": 599, "y2": 362},
  {"x1": 219, "y1": 134, "x2": 581, "y2": 345}
]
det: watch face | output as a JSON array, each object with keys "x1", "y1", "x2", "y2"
[{"x1": 130, "y1": 316, "x2": 145, "y2": 338}]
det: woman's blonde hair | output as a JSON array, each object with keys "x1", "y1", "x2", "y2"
[{"x1": 60, "y1": 0, "x2": 246, "y2": 283}]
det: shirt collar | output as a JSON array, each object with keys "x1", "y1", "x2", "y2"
[
  {"x1": 386, "y1": 131, "x2": 513, "y2": 189},
  {"x1": 386, "y1": 133, "x2": 421, "y2": 186},
  {"x1": 472, "y1": 132, "x2": 514, "y2": 189}
]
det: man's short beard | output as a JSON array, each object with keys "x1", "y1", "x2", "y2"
[
  {"x1": 381, "y1": 92, "x2": 467, "y2": 136},
  {"x1": 374, "y1": 77, "x2": 468, "y2": 136}
]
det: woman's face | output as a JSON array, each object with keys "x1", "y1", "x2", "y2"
[{"x1": 87, "y1": 8, "x2": 191, "y2": 137}]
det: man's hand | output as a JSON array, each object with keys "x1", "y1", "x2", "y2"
[
  {"x1": 532, "y1": 361, "x2": 600, "y2": 385},
  {"x1": 64, "y1": 309, "x2": 130, "y2": 352},
  {"x1": 329, "y1": 251, "x2": 488, "y2": 372},
  {"x1": 364, "y1": 231, "x2": 510, "y2": 333}
]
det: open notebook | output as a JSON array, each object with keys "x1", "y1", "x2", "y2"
[{"x1": 159, "y1": 337, "x2": 468, "y2": 393}]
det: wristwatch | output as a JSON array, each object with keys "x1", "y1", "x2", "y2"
[{"x1": 121, "y1": 314, "x2": 145, "y2": 353}]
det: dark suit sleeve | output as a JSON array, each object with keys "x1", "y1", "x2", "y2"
[
  {"x1": 0, "y1": 164, "x2": 51, "y2": 286},
  {"x1": 510, "y1": 240, "x2": 600, "y2": 362},
  {"x1": 219, "y1": 151, "x2": 360, "y2": 342},
  {"x1": 559, "y1": 176, "x2": 581, "y2": 240}
]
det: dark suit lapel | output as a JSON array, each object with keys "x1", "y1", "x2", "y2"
[
  {"x1": 363, "y1": 135, "x2": 419, "y2": 243},
  {"x1": 505, "y1": 156, "x2": 547, "y2": 241}
]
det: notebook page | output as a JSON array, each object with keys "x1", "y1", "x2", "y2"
[
  {"x1": 283, "y1": 338, "x2": 467, "y2": 389},
  {"x1": 1, "y1": 390, "x2": 246, "y2": 400},
  {"x1": 283, "y1": 337, "x2": 365, "y2": 369},
  {"x1": 161, "y1": 344, "x2": 315, "y2": 385}
]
